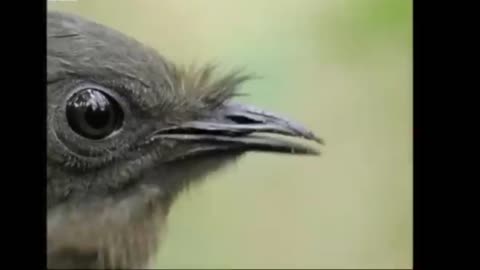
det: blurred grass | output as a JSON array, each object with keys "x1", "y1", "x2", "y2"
[{"x1": 48, "y1": 0, "x2": 412, "y2": 268}]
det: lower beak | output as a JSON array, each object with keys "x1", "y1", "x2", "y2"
[{"x1": 152, "y1": 102, "x2": 323, "y2": 155}]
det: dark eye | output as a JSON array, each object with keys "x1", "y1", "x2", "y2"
[{"x1": 66, "y1": 88, "x2": 124, "y2": 140}]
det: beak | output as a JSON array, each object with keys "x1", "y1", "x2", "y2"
[{"x1": 152, "y1": 102, "x2": 323, "y2": 155}]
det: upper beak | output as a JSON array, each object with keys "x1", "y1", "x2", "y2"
[{"x1": 152, "y1": 102, "x2": 323, "y2": 155}]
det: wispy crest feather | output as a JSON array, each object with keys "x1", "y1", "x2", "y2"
[{"x1": 169, "y1": 63, "x2": 257, "y2": 109}]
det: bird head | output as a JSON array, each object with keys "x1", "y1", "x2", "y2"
[{"x1": 47, "y1": 10, "x2": 322, "y2": 210}]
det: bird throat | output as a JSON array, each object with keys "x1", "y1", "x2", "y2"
[{"x1": 47, "y1": 184, "x2": 168, "y2": 269}]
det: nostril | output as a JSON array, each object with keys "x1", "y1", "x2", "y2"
[{"x1": 226, "y1": 115, "x2": 262, "y2": 125}]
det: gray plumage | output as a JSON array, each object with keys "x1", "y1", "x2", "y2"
[{"x1": 47, "y1": 11, "x2": 322, "y2": 269}]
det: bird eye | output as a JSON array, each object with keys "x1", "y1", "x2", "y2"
[{"x1": 66, "y1": 88, "x2": 124, "y2": 140}]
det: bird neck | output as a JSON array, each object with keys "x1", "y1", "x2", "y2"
[{"x1": 47, "y1": 184, "x2": 170, "y2": 269}]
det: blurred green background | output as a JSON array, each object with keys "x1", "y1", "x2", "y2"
[{"x1": 48, "y1": 0, "x2": 412, "y2": 268}]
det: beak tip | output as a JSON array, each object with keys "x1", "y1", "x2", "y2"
[
  {"x1": 305, "y1": 133, "x2": 325, "y2": 145},
  {"x1": 315, "y1": 137, "x2": 325, "y2": 145}
]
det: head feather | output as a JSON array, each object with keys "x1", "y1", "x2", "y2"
[{"x1": 168, "y1": 63, "x2": 258, "y2": 110}]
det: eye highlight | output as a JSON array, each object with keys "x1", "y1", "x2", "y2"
[{"x1": 66, "y1": 88, "x2": 124, "y2": 140}]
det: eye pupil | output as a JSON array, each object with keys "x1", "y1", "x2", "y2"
[
  {"x1": 84, "y1": 101, "x2": 111, "y2": 129},
  {"x1": 66, "y1": 88, "x2": 124, "y2": 140}
]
